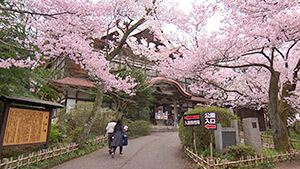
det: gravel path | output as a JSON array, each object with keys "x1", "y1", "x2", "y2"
[{"x1": 52, "y1": 132, "x2": 195, "y2": 169}]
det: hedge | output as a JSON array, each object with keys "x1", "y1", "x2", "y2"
[{"x1": 178, "y1": 107, "x2": 240, "y2": 150}]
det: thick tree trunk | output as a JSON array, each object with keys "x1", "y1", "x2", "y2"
[
  {"x1": 78, "y1": 82, "x2": 105, "y2": 148},
  {"x1": 278, "y1": 82, "x2": 295, "y2": 149},
  {"x1": 268, "y1": 71, "x2": 290, "y2": 151}
]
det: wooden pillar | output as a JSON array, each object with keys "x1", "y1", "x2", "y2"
[
  {"x1": 45, "y1": 108, "x2": 53, "y2": 149},
  {"x1": 0, "y1": 102, "x2": 10, "y2": 157},
  {"x1": 174, "y1": 100, "x2": 178, "y2": 127}
]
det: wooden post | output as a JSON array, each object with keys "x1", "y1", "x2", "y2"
[
  {"x1": 17, "y1": 155, "x2": 21, "y2": 167},
  {"x1": 45, "y1": 108, "x2": 54, "y2": 149},
  {"x1": 2, "y1": 158, "x2": 8, "y2": 169},
  {"x1": 192, "y1": 127, "x2": 197, "y2": 155},
  {"x1": 209, "y1": 131, "x2": 215, "y2": 169},
  {"x1": 173, "y1": 100, "x2": 178, "y2": 127},
  {"x1": 0, "y1": 102, "x2": 10, "y2": 157},
  {"x1": 210, "y1": 131, "x2": 213, "y2": 159},
  {"x1": 255, "y1": 154, "x2": 258, "y2": 166}
]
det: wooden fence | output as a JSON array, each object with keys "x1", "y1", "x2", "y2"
[
  {"x1": 261, "y1": 133, "x2": 300, "y2": 150},
  {"x1": 0, "y1": 136, "x2": 106, "y2": 169},
  {"x1": 184, "y1": 134, "x2": 300, "y2": 169},
  {"x1": 184, "y1": 146, "x2": 300, "y2": 169}
]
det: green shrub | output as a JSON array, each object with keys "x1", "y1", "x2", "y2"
[
  {"x1": 223, "y1": 144, "x2": 256, "y2": 161},
  {"x1": 198, "y1": 146, "x2": 221, "y2": 157},
  {"x1": 126, "y1": 120, "x2": 151, "y2": 137},
  {"x1": 178, "y1": 107, "x2": 240, "y2": 151},
  {"x1": 291, "y1": 121, "x2": 300, "y2": 137},
  {"x1": 265, "y1": 128, "x2": 273, "y2": 135},
  {"x1": 56, "y1": 103, "x2": 120, "y2": 143},
  {"x1": 90, "y1": 108, "x2": 121, "y2": 136},
  {"x1": 49, "y1": 124, "x2": 64, "y2": 144}
]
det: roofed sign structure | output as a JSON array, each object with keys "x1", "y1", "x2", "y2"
[{"x1": 0, "y1": 96, "x2": 64, "y2": 155}]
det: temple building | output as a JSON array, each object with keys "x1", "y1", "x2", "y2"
[
  {"x1": 149, "y1": 76, "x2": 209, "y2": 126},
  {"x1": 49, "y1": 28, "x2": 209, "y2": 126}
]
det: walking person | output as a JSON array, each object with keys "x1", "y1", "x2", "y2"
[
  {"x1": 106, "y1": 119, "x2": 117, "y2": 154},
  {"x1": 110, "y1": 119, "x2": 126, "y2": 158}
]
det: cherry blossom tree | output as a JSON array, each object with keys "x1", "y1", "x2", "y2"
[
  {"x1": 0, "y1": 0, "x2": 176, "y2": 147},
  {"x1": 158, "y1": 0, "x2": 300, "y2": 151}
]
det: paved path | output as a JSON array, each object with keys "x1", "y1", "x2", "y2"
[
  {"x1": 274, "y1": 161, "x2": 300, "y2": 169},
  {"x1": 52, "y1": 132, "x2": 195, "y2": 169}
]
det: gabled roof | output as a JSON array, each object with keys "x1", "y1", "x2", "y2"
[
  {"x1": 148, "y1": 76, "x2": 210, "y2": 103},
  {"x1": 148, "y1": 76, "x2": 193, "y2": 98}
]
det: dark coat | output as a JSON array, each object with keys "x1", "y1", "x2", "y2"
[{"x1": 110, "y1": 125, "x2": 125, "y2": 147}]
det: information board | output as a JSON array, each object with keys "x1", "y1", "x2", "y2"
[{"x1": 3, "y1": 107, "x2": 50, "y2": 146}]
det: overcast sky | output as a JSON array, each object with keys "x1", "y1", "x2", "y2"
[{"x1": 90, "y1": 0, "x2": 222, "y2": 35}]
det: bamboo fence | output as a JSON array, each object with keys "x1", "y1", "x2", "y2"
[
  {"x1": 261, "y1": 133, "x2": 300, "y2": 150},
  {"x1": 0, "y1": 136, "x2": 106, "y2": 169},
  {"x1": 184, "y1": 134, "x2": 300, "y2": 169},
  {"x1": 184, "y1": 146, "x2": 300, "y2": 169}
]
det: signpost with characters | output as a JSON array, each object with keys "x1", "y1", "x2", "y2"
[
  {"x1": 183, "y1": 112, "x2": 217, "y2": 159},
  {"x1": 204, "y1": 112, "x2": 217, "y2": 130},
  {"x1": 183, "y1": 114, "x2": 201, "y2": 126},
  {"x1": 204, "y1": 112, "x2": 217, "y2": 164},
  {"x1": 183, "y1": 114, "x2": 201, "y2": 154}
]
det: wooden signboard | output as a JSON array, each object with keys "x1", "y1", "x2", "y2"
[
  {"x1": 3, "y1": 107, "x2": 50, "y2": 146},
  {"x1": 0, "y1": 95, "x2": 64, "y2": 156}
]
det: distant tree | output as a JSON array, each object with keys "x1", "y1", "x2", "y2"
[
  {"x1": 158, "y1": 0, "x2": 300, "y2": 151},
  {"x1": 0, "y1": 0, "x2": 58, "y2": 99}
]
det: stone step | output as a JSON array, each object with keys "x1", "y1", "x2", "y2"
[{"x1": 150, "y1": 125, "x2": 178, "y2": 132}]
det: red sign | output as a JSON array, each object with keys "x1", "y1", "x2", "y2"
[
  {"x1": 183, "y1": 114, "x2": 201, "y2": 126},
  {"x1": 184, "y1": 115, "x2": 200, "y2": 120},
  {"x1": 204, "y1": 124, "x2": 217, "y2": 129}
]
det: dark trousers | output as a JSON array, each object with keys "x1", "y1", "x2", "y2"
[
  {"x1": 108, "y1": 133, "x2": 113, "y2": 148},
  {"x1": 113, "y1": 146, "x2": 123, "y2": 154}
]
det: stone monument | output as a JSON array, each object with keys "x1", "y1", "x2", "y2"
[
  {"x1": 242, "y1": 117, "x2": 262, "y2": 154},
  {"x1": 214, "y1": 119, "x2": 239, "y2": 152}
]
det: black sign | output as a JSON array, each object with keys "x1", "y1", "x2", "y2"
[
  {"x1": 183, "y1": 114, "x2": 201, "y2": 126},
  {"x1": 204, "y1": 112, "x2": 217, "y2": 130}
]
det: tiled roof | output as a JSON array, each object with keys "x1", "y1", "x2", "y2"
[
  {"x1": 149, "y1": 76, "x2": 210, "y2": 103},
  {"x1": 188, "y1": 96, "x2": 210, "y2": 103},
  {"x1": 148, "y1": 76, "x2": 193, "y2": 98},
  {"x1": 52, "y1": 77, "x2": 95, "y2": 88}
]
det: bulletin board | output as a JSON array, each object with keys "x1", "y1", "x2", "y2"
[{"x1": 2, "y1": 107, "x2": 50, "y2": 146}]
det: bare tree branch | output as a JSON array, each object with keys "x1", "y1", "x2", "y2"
[
  {"x1": 274, "y1": 47, "x2": 285, "y2": 60},
  {"x1": 207, "y1": 61, "x2": 272, "y2": 72},
  {"x1": 286, "y1": 40, "x2": 298, "y2": 60},
  {"x1": 0, "y1": 7, "x2": 76, "y2": 18},
  {"x1": 106, "y1": 17, "x2": 146, "y2": 61},
  {"x1": 196, "y1": 76, "x2": 245, "y2": 96}
]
